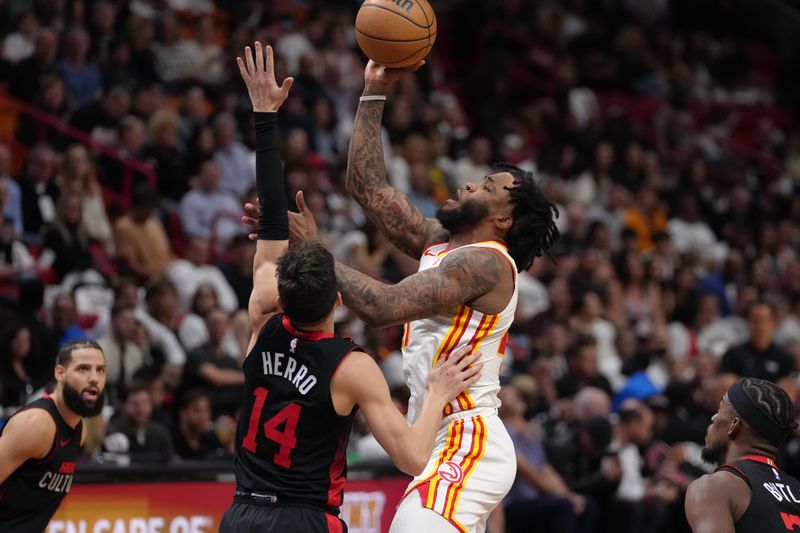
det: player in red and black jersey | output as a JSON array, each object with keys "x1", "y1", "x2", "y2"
[
  {"x1": 0, "y1": 340, "x2": 106, "y2": 532},
  {"x1": 220, "y1": 42, "x2": 482, "y2": 533},
  {"x1": 686, "y1": 377, "x2": 800, "y2": 532}
]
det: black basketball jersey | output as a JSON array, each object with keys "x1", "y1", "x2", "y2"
[
  {"x1": 716, "y1": 455, "x2": 800, "y2": 532},
  {"x1": 0, "y1": 396, "x2": 83, "y2": 533},
  {"x1": 233, "y1": 314, "x2": 361, "y2": 512}
]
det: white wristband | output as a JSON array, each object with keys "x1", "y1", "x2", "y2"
[{"x1": 359, "y1": 95, "x2": 387, "y2": 102}]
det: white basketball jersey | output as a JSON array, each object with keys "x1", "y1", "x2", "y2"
[{"x1": 402, "y1": 240, "x2": 518, "y2": 422}]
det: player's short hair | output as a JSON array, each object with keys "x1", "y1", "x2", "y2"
[
  {"x1": 276, "y1": 240, "x2": 338, "y2": 326},
  {"x1": 494, "y1": 163, "x2": 560, "y2": 272},
  {"x1": 56, "y1": 340, "x2": 104, "y2": 367}
]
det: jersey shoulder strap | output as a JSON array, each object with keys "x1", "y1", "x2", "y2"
[{"x1": 715, "y1": 463, "x2": 753, "y2": 489}]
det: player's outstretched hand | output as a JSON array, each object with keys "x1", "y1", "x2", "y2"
[
  {"x1": 241, "y1": 191, "x2": 320, "y2": 245},
  {"x1": 237, "y1": 41, "x2": 294, "y2": 113},
  {"x1": 427, "y1": 344, "x2": 483, "y2": 405},
  {"x1": 288, "y1": 191, "x2": 319, "y2": 246},
  {"x1": 363, "y1": 59, "x2": 425, "y2": 91}
]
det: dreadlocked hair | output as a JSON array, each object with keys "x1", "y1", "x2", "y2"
[
  {"x1": 494, "y1": 163, "x2": 560, "y2": 272},
  {"x1": 741, "y1": 377, "x2": 799, "y2": 437}
]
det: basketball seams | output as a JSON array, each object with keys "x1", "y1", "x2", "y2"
[
  {"x1": 361, "y1": 2, "x2": 434, "y2": 29},
  {"x1": 355, "y1": 27, "x2": 430, "y2": 43}
]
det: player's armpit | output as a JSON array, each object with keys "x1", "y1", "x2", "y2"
[
  {"x1": 335, "y1": 247, "x2": 505, "y2": 328},
  {"x1": 0, "y1": 410, "x2": 56, "y2": 484},
  {"x1": 685, "y1": 473, "x2": 739, "y2": 533}
]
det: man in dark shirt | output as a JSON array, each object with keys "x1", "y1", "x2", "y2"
[
  {"x1": 719, "y1": 301, "x2": 794, "y2": 382},
  {"x1": 182, "y1": 307, "x2": 244, "y2": 415},
  {"x1": 556, "y1": 335, "x2": 615, "y2": 399},
  {"x1": 106, "y1": 381, "x2": 173, "y2": 462},
  {"x1": 171, "y1": 388, "x2": 228, "y2": 460}
]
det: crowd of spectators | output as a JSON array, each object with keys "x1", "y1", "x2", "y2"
[{"x1": 0, "y1": 1, "x2": 799, "y2": 532}]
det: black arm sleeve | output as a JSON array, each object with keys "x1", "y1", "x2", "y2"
[{"x1": 254, "y1": 112, "x2": 288, "y2": 240}]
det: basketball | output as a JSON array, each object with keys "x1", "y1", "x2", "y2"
[{"x1": 355, "y1": 0, "x2": 437, "y2": 68}]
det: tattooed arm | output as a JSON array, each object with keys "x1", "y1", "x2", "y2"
[
  {"x1": 347, "y1": 61, "x2": 445, "y2": 259},
  {"x1": 334, "y1": 247, "x2": 505, "y2": 328}
]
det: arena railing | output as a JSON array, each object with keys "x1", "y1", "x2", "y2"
[{"x1": 0, "y1": 90, "x2": 157, "y2": 213}]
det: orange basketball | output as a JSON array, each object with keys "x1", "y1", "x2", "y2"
[{"x1": 355, "y1": 0, "x2": 437, "y2": 68}]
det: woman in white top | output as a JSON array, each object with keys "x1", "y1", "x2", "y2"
[{"x1": 55, "y1": 144, "x2": 113, "y2": 251}]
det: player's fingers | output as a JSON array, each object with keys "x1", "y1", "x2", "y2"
[
  {"x1": 266, "y1": 44, "x2": 274, "y2": 73},
  {"x1": 463, "y1": 363, "x2": 484, "y2": 385},
  {"x1": 254, "y1": 41, "x2": 264, "y2": 73},
  {"x1": 245, "y1": 46, "x2": 256, "y2": 77},
  {"x1": 409, "y1": 59, "x2": 426, "y2": 73},
  {"x1": 236, "y1": 57, "x2": 250, "y2": 81},
  {"x1": 248, "y1": 233, "x2": 258, "y2": 241},
  {"x1": 448, "y1": 344, "x2": 472, "y2": 362},
  {"x1": 296, "y1": 190, "x2": 308, "y2": 214},
  {"x1": 280, "y1": 77, "x2": 294, "y2": 96},
  {"x1": 244, "y1": 201, "x2": 260, "y2": 214},
  {"x1": 455, "y1": 350, "x2": 481, "y2": 370}
]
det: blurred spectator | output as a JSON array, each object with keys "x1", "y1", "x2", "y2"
[
  {"x1": 39, "y1": 192, "x2": 95, "y2": 281},
  {"x1": 144, "y1": 108, "x2": 188, "y2": 204},
  {"x1": 217, "y1": 233, "x2": 255, "y2": 311},
  {"x1": 114, "y1": 184, "x2": 173, "y2": 281},
  {"x1": 9, "y1": 28, "x2": 59, "y2": 102},
  {"x1": 49, "y1": 292, "x2": 90, "y2": 347},
  {"x1": 166, "y1": 236, "x2": 238, "y2": 314},
  {"x1": 0, "y1": 215, "x2": 36, "y2": 283},
  {"x1": 610, "y1": 399, "x2": 677, "y2": 533},
  {"x1": 96, "y1": 303, "x2": 145, "y2": 404},
  {"x1": 623, "y1": 185, "x2": 667, "y2": 252},
  {"x1": 719, "y1": 301, "x2": 795, "y2": 382},
  {"x1": 171, "y1": 388, "x2": 228, "y2": 460},
  {"x1": 88, "y1": 1, "x2": 118, "y2": 64},
  {"x1": 0, "y1": 144, "x2": 23, "y2": 237},
  {"x1": 451, "y1": 136, "x2": 493, "y2": 189},
  {"x1": 178, "y1": 159, "x2": 241, "y2": 243},
  {"x1": 666, "y1": 194, "x2": 720, "y2": 263},
  {"x1": 19, "y1": 143, "x2": 59, "y2": 241},
  {"x1": 178, "y1": 283, "x2": 227, "y2": 352},
  {"x1": 70, "y1": 85, "x2": 130, "y2": 145},
  {"x1": 499, "y1": 384, "x2": 597, "y2": 533},
  {"x1": 15, "y1": 74, "x2": 74, "y2": 150},
  {"x1": 556, "y1": 335, "x2": 615, "y2": 399},
  {"x1": 212, "y1": 113, "x2": 255, "y2": 199},
  {"x1": 55, "y1": 144, "x2": 113, "y2": 248},
  {"x1": 181, "y1": 307, "x2": 244, "y2": 415},
  {"x1": 2, "y1": 10, "x2": 38, "y2": 64},
  {"x1": 57, "y1": 27, "x2": 103, "y2": 107},
  {"x1": 0, "y1": 323, "x2": 48, "y2": 407},
  {"x1": 106, "y1": 380, "x2": 173, "y2": 462}
]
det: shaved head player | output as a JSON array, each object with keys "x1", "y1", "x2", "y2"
[{"x1": 686, "y1": 378, "x2": 800, "y2": 533}]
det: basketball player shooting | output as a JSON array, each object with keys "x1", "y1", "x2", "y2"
[
  {"x1": 685, "y1": 378, "x2": 800, "y2": 533},
  {"x1": 221, "y1": 42, "x2": 483, "y2": 533},
  {"x1": 257, "y1": 59, "x2": 561, "y2": 533}
]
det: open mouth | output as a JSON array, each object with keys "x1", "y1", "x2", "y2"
[{"x1": 82, "y1": 387, "x2": 99, "y2": 401}]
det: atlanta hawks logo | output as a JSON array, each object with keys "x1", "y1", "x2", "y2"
[
  {"x1": 438, "y1": 461, "x2": 464, "y2": 484},
  {"x1": 290, "y1": 338, "x2": 298, "y2": 353}
]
